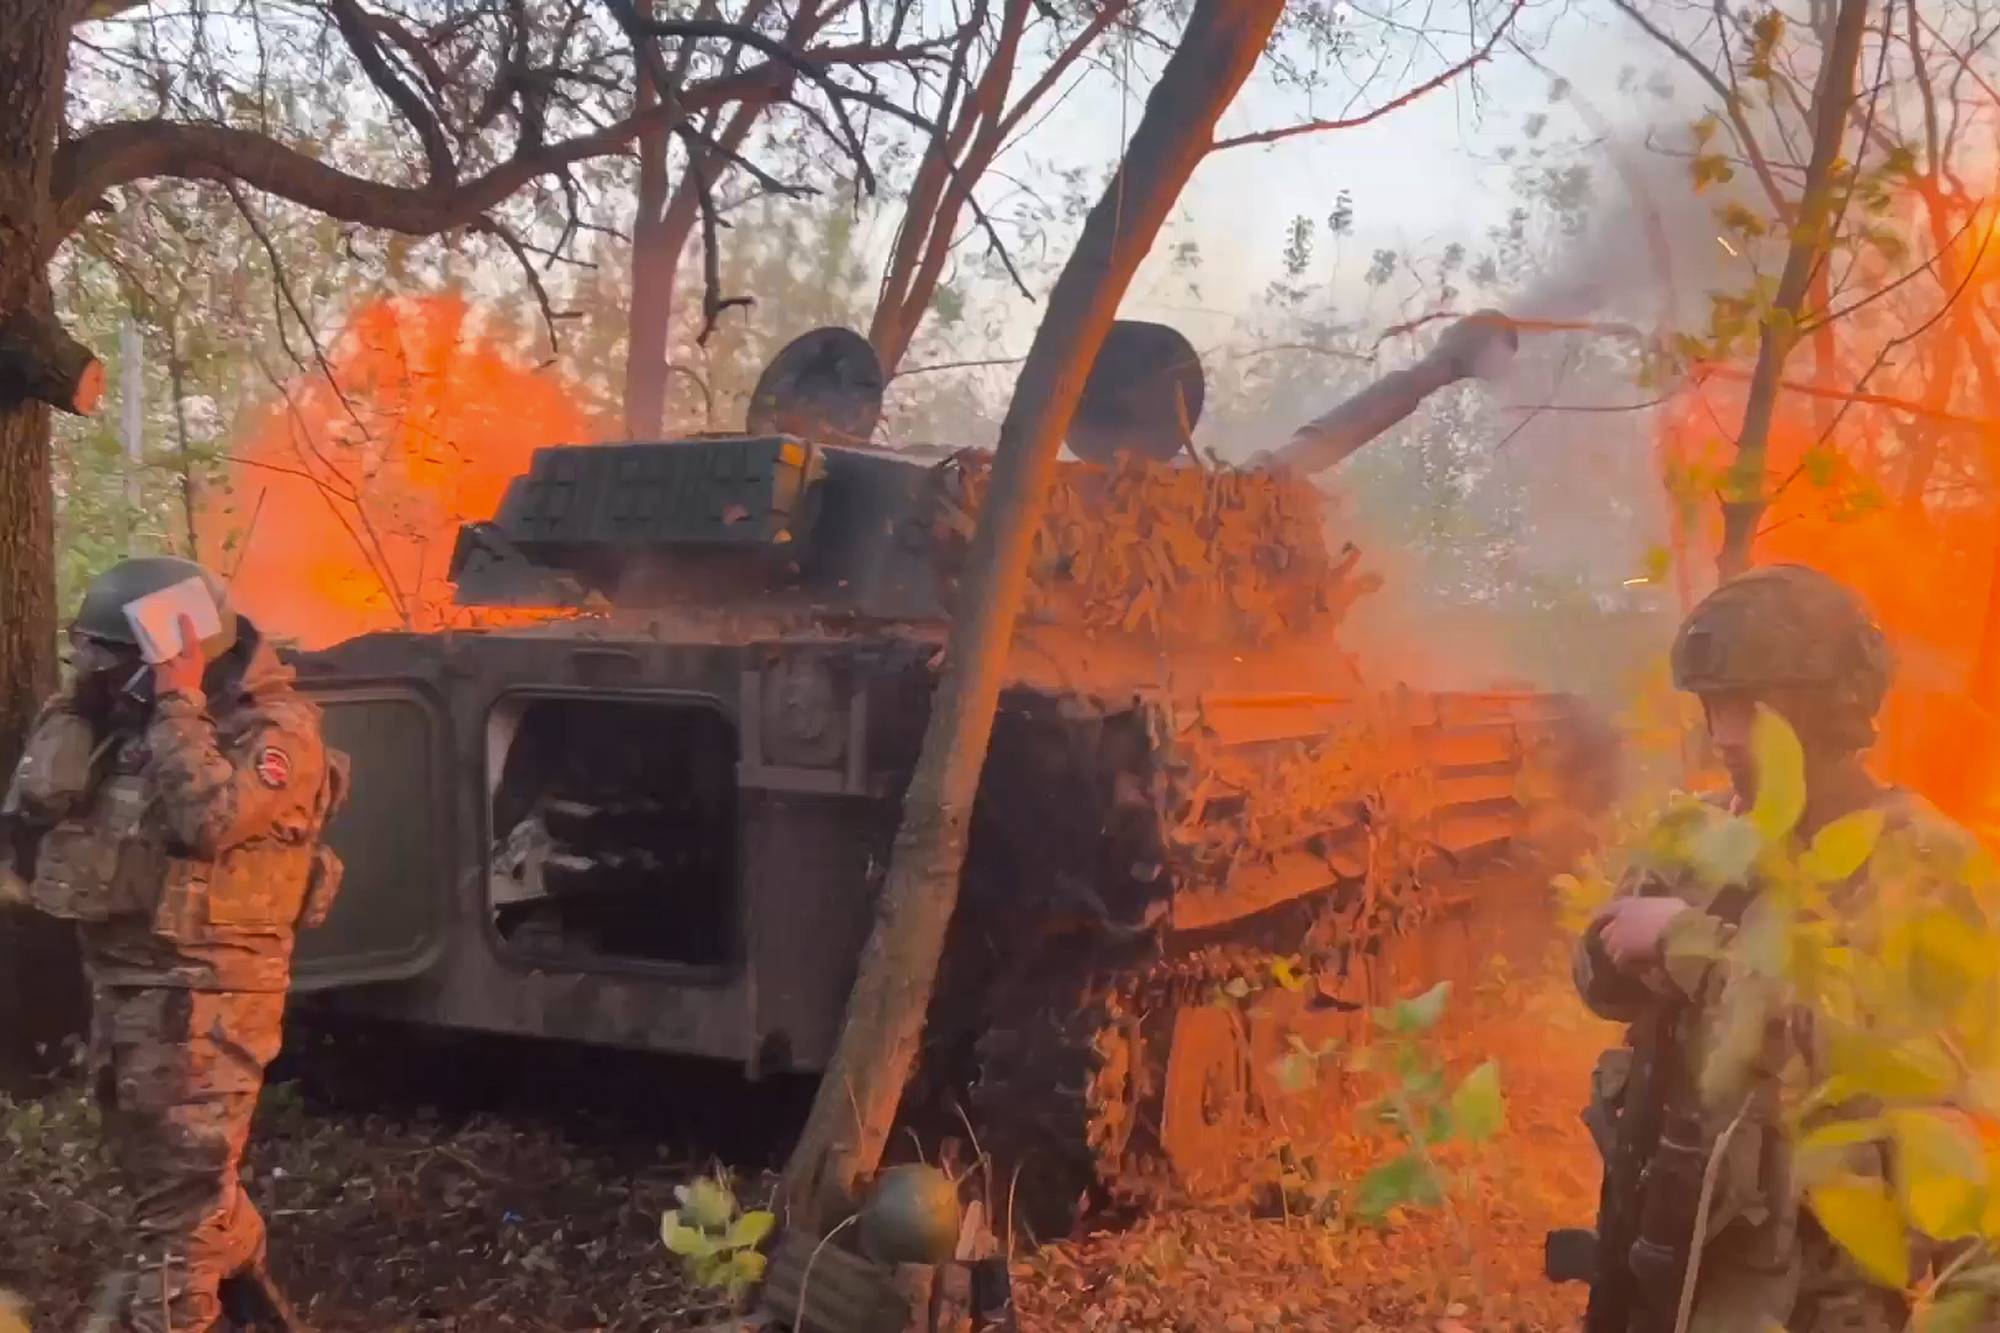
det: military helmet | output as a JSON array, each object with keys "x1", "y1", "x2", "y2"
[
  {"x1": 1670, "y1": 563, "x2": 1890, "y2": 748},
  {"x1": 72, "y1": 556, "x2": 239, "y2": 658}
]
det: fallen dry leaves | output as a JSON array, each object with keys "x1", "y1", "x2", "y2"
[
  {"x1": 0, "y1": 940, "x2": 1614, "y2": 1332},
  {"x1": 1013, "y1": 945, "x2": 1619, "y2": 1332}
]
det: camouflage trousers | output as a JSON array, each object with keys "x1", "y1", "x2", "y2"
[
  {"x1": 90, "y1": 987, "x2": 286, "y2": 1333},
  {"x1": 1674, "y1": 1222, "x2": 1917, "y2": 1333}
]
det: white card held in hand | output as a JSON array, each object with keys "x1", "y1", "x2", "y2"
[{"x1": 121, "y1": 576, "x2": 222, "y2": 664}]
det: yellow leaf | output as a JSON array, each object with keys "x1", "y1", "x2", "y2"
[
  {"x1": 1270, "y1": 956, "x2": 1306, "y2": 992},
  {"x1": 727, "y1": 1209, "x2": 777, "y2": 1248},
  {"x1": 1820, "y1": 1024, "x2": 1960, "y2": 1105},
  {"x1": 1748, "y1": 706, "x2": 1806, "y2": 841},
  {"x1": 1800, "y1": 808, "x2": 1886, "y2": 883},
  {"x1": 1794, "y1": 1116, "x2": 1888, "y2": 1187},
  {"x1": 1807, "y1": 1176, "x2": 1910, "y2": 1287},
  {"x1": 1889, "y1": 1109, "x2": 1988, "y2": 1241},
  {"x1": 1908, "y1": 911, "x2": 1997, "y2": 1016}
]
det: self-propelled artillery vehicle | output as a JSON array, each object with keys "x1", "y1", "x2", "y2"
[{"x1": 276, "y1": 315, "x2": 1613, "y2": 1234}]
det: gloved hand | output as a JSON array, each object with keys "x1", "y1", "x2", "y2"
[{"x1": 1596, "y1": 895, "x2": 1690, "y2": 969}]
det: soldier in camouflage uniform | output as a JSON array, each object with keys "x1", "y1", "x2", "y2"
[
  {"x1": 1575, "y1": 563, "x2": 1990, "y2": 1332},
  {"x1": 2, "y1": 557, "x2": 347, "y2": 1332}
]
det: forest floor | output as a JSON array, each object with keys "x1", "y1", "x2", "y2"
[{"x1": 0, "y1": 934, "x2": 1613, "y2": 1332}]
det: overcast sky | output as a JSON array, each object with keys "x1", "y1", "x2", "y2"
[{"x1": 997, "y1": 4, "x2": 1669, "y2": 343}]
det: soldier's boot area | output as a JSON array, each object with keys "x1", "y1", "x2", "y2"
[
  {"x1": 93, "y1": 988, "x2": 286, "y2": 1333},
  {"x1": 217, "y1": 1261, "x2": 309, "y2": 1332},
  {"x1": 81, "y1": 1271, "x2": 135, "y2": 1333},
  {"x1": 110, "y1": 1088, "x2": 269, "y2": 1332}
]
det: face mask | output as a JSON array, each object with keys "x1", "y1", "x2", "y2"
[{"x1": 66, "y1": 633, "x2": 144, "y2": 719}]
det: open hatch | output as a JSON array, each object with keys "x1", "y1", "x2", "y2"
[{"x1": 486, "y1": 694, "x2": 739, "y2": 971}]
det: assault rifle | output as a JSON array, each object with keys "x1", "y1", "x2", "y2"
[{"x1": 1546, "y1": 1003, "x2": 1676, "y2": 1333}]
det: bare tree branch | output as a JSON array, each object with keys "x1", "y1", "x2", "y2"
[
  {"x1": 50, "y1": 62, "x2": 788, "y2": 247},
  {"x1": 1213, "y1": 0, "x2": 1524, "y2": 150},
  {"x1": 326, "y1": 0, "x2": 457, "y2": 184},
  {"x1": 472, "y1": 215, "x2": 572, "y2": 358},
  {"x1": 1608, "y1": 0, "x2": 1794, "y2": 221}
]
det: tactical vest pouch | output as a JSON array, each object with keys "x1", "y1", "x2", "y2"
[
  {"x1": 159, "y1": 844, "x2": 314, "y2": 939},
  {"x1": 9, "y1": 710, "x2": 97, "y2": 823},
  {"x1": 1582, "y1": 1048, "x2": 1632, "y2": 1160},
  {"x1": 298, "y1": 845, "x2": 344, "y2": 930},
  {"x1": 27, "y1": 821, "x2": 161, "y2": 921},
  {"x1": 150, "y1": 858, "x2": 209, "y2": 940}
]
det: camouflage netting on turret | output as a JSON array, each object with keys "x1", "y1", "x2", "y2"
[{"x1": 946, "y1": 455, "x2": 1380, "y2": 650}]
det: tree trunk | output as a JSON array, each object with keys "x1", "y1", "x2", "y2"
[
  {"x1": 1, "y1": 0, "x2": 67, "y2": 776},
  {"x1": 623, "y1": 66, "x2": 675, "y2": 440},
  {"x1": 1716, "y1": 0, "x2": 1870, "y2": 579},
  {"x1": 0, "y1": 0, "x2": 90, "y2": 1090},
  {"x1": 778, "y1": 0, "x2": 1286, "y2": 1230}
]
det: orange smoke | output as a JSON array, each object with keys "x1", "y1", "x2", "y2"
[
  {"x1": 203, "y1": 294, "x2": 605, "y2": 648},
  {"x1": 1657, "y1": 302, "x2": 2000, "y2": 836}
]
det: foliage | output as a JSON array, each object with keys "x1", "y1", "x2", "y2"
[
  {"x1": 659, "y1": 1172, "x2": 777, "y2": 1303},
  {"x1": 1568, "y1": 705, "x2": 2000, "y2": 1314},
  {"x1": 1255, "y1": 980, "x2": 1502, "y2": 1225},
  {"x1": 1347, "y1": 982, "x2": 1505, "y2": 1223}
]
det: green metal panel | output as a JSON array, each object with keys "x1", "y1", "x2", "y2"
[{"x1": 292, "y1": 687, "x2": 450, "y2": 990}]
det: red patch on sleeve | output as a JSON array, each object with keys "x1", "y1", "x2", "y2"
[{"x1": 254, "y1": 746, "x2": 293, "y2": 789}]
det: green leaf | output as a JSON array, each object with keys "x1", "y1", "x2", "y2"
[
  {"x1": 1889, "y1": 1109, "x2": 1988, "y2": 1241},
  {"x1": 1800, "y1": 808, "x2": 1886, "y2": 883},
  {"x1": 1422, "y1": 1105, "x2": 1455, "y2": 1146},
  {"x1": 1687, "y1": 816, "x2": 1762, "y2": 885},
  {"x1": 1748, "y1": 706, "x2": 1806, "y2": 841},
  {"x1": 664, "y1": 1222, "x2": 720, "y2": 1260},
  {"x1": 1271, "y1": 1051, "x2": 1319, "y2": 1094},
  {"x1": 1377, "y1": 981, "x2": 1451, "y2": 1035},
  {"x1": 1808, "y1": 1176, "x2": 1910, "y2": 1287},
  {"x1": 1402, "y1": 1063, "x2": 1445, "y2": 1102},
  {"x1": 730, "y1": 1248, "x2": 769, "y2": 1286},
  {"x1": 1356, "y1": 1152, "x2": 1442, "y2": 1220},
  {"x1": 726, "y1": 1209, "x2": 776, "y2": 1249},
  {"x1": 1448, "y1": 1061, "x2": 1506, "y2": 1143},
  {"x1": 680, "y1": 1176, "x2": 737, "y2": 1231},
  {"x1": 1916, "y1": 1290, "x2": 1992, "y2": 1333},
  {"x1": 1801, "y1": 445, "x2": 1840, "y2": 488}
]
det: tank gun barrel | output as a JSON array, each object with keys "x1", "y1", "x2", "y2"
[{"x1": 1265, "y1": 309, "x2": 1519, "y2": 476}]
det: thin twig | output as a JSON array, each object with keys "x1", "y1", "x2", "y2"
[
  {"x1": 228, "y1": 487, "x2": 267, "y2": 587},
  {"x1": 1213, "y1": 0, "x2": 1526, "y2": 150},
  {"x1": 472, "y1": 216, "x2": 570, "y2": 358},
  {"x1": 1674, "y1": 1100, "x2": 1751, "y2": 1333}
]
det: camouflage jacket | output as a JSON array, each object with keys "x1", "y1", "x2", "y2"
[
  {"x1": 1573, "y1": 788, "x2": 1991, "y2": 1330},
  {"x1": 6, "y1": 626, "x2": 348, "y2": 992}
]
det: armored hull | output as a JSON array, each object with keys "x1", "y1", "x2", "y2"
[
  {"x1": 139, "y1": 314, "x2": 1609, "y2": 1233},
  {"x1": 282, "y1": 419, "x2": 1610, "y2": 1233}
]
